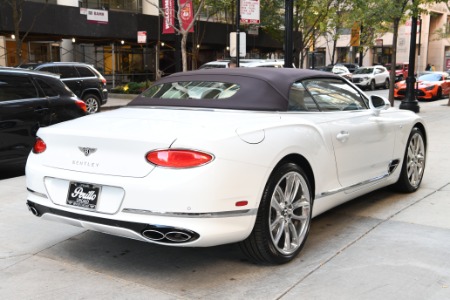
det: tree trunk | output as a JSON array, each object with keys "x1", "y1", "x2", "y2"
[
  {"x1": 181, "y1": 32, "x2": 188, "y2": 71},
  {"x1": 11, "y1": 0, "x2": 23, "y2": 65}
]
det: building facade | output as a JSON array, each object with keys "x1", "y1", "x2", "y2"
[
  {"x1": 0, "y1": 0, "x2": 283, "y2": 87},
  {"x1": 2, "y1": 0, "x2": 450, "y2": 86},
  {"x1": 315, "y1": 3, "x2": 450, "y2": 73}
]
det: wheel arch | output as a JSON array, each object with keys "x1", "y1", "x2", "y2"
[
  {"x1": 413, "y1": 122, "x2": 427, "y2": 148},
  {"x1": 81, "y1": 89, "x2": 101, "y2": 100},
  {"x1": 273, "y1": 154, "x2": 316, "y2": 201}
]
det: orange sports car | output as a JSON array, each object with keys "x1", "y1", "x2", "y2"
[{"x1": 394, "y1": 71, "x2": 450, "y2": 100}]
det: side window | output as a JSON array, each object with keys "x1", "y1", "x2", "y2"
[
  {"x1": 35, "y1": 78, "x2": 59, "y2": 97},
  {"x1": 302, "y1": 78, "x2": 368, "y2": 111},
  {"x1": 0, "y1": 75, "x2": 38, "y2": 101},
  {"x1": 76, "y1": 66, "x2": 95, "y2": 77},
  {"x1": 288, "y1": 82, "x2": 319, "y2": 111},
  {"x1": 58, "y1": 66, "x2": 79, "y2": 79},
  {"x1": 39, "y1": 66, "x2": 57, "y2": 74}
]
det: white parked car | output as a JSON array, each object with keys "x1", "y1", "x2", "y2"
[
  {"x1": 352, "y1": 65, "x2": 390, "y2": 90},
  {"x1": 26, "y1": 68, "x2": 426, "y2": 264},
  {"x1": 199, "y1": 59, "x2": 286, "y2": 69}
]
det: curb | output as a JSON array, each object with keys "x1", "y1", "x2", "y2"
[{"x1": 108, "y1": 93, "x2": 139, "y2": 99}]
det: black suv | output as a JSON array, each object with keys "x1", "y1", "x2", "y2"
[
  {"x1": 20, "y1": 62, "x2": 108, "y2": 114},
  {"x1": 0, "y1": 68, "x2": 86, "y2": 169}
]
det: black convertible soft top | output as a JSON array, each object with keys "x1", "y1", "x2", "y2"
[{"x1": 128, "y1": 68, "x2": 340, "y2": 111}]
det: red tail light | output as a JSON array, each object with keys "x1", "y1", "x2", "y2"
[
  {"x1": 33, "y1": 138, "x2": 47, "y2": 154},
  {"x1": 146, "y1": 149, "x2": 213, "y2": 168},
  {"x1": 75, "y1": 99, "x2": 87, "y2": 112}
]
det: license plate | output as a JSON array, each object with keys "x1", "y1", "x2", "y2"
[{"x1": 66, "y1": 182, "x2": 100, "y2": 210}]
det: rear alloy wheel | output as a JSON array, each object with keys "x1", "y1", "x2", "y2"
[
  {"x1": 239, "y1": 162, "x2": 312, "y2": 264},
  {"x1": 393, "y1": 127, "x2": 426, "y2": 193},
  {"x1": 384, "y1": 79, "x2": 390, "y2": 89},
  {"x1": 370, "y1": 80, "x2": 376, "y2": 90},
  {"x1": 83, "y1": 94, "x2": 101, "y2": 114}
]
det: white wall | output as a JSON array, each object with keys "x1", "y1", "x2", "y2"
[
  {"x1": 0, "y1": 36, "x2": 6, "y2": 66},
  {"x1": 57, "y1": 0, "x2": 79, "y2": 7},
  {"x1": 60, "y1": 39, "x2": 74, "y2": 62},
  {"x1": 143, "y1": 0, "x2": 159, "y2": 16}
]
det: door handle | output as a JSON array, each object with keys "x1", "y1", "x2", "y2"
[
  {"x1": 336, "y1": 131, "x2": 349, "y2": 142},
  {"x1": 34, "y1": 107, "x2": 49, "y2": 113}
]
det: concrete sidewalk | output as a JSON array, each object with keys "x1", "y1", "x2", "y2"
[{"x1": 1, "y1": 99, "x2": 450, "y2": 299}]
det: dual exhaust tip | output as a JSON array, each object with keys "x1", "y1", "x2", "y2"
[{"x1": 142, "y1": 227, "x2": 199, "y2": 244}]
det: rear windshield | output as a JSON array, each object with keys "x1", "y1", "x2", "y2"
[{"x1": 142, "y1": 81, "x2": 240, "y2": 100}]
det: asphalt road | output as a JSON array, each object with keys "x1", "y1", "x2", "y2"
[{"x1": 1, "y1": 94, "x2": 450, "y2": 300}]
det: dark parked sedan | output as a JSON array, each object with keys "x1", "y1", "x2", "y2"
[{"x1": 0, "y1": 68, "x2": 86, "y2": 169}]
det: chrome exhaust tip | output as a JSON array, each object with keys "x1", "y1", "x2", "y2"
[
  {"x1": 26, "y1": 203, "x2": 39, "y2": 216},
  {"x1": 142, "y1": 230, "x2": 165, "y2": 241},
  {"x1": 165, "y1": 231, "x2": 192, "y2": 243},
  {"x1": 141, "y1": 225, "x2": 199, "y2": 244}
]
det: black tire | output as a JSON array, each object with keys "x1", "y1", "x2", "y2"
[
  {"x1": 370, "y1": 80, "x2": 376, "y2": 91},
  {"x1": 436, "y1": 87, "x2": 443, "y2": 100},
  {"x1": 83, "y1": 94, "x2": 101, "y2": 114},
  {"x1": 239, "y1": 162, "x2": 313, "y2": 264},
  {"x1": 393, "y1": 127, "x2": 426, "y2": 193},
  {"x1": 384, "y1": 79, "x2": 390, "y2": 89}
]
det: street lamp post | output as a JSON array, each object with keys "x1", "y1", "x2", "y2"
[
  {"x1": 400, "y1": 7, "x2": 420, "y2": 113},
  {"x1": 284, "y1": 0, "x2": 294, "y2": 68}
]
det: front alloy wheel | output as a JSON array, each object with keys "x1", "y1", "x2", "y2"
[
  {"x1": 239, "y1": 163, "x2": 312, "y2": 264},
  {"x1": 393, "y1": 127, "x2": 426, "y2": 192}
]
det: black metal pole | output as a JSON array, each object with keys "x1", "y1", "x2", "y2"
[
  {"x1": 236, "y1": 0, "x2": 240, "y2": 67},
  {"x1": 399, "y1": 7, "x2": 420, "y2": 113},
  {"x1": 284, "y1": 0, "x2": 293, "y2": 68},
  {"x1": 174, "y1": 0, "x2": 182, "y2": 72},
  {"x1": 359, "y1": 23, "x2": 363, "y2": 67}
]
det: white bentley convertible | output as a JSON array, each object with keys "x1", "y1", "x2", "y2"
[{"x1": 26, "y1": 68, "x2": 426, "y2": 264}]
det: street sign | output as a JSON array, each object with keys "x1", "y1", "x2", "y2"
[
  {"x1": 240, "y1": 0, "x2": 260, "y2": 24},
  {"x1": 230, "y1": 32, "x2": 246, "y2": 57},
  {"x1": 137, "y1": 31, "x2": 147, "y2": 44}
]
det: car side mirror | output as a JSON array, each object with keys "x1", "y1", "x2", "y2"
[{"x1": 369, "y1": 95, "x2": 390, "y2": 116}]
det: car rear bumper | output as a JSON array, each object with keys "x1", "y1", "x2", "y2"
[
  {"x1": 26, "y1": 199, "x2": 256, "y2": 247},
  {"x1": 25, "y1": 157, "x2": 266, "y2": 247},
  {"x1": 101, "y1": 89, "x2": 108, "y2": 105}
]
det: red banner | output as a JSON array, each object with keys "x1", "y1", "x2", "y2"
[
  {"x1": 162, "y1": 0, "x2": 175, "y2": 34},
  {"x1": 162, "y1": 0, "x2": 194, "y2": 34},
  {"x1": 180, "y1": 0, "x2": 194, "y2": 33}
]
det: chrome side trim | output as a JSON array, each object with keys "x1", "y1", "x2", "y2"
[
  {"x1": 27, "y1": 188, "x2": 48, "y2": 199},
  {"x1": 318, "y1": 173, "x2": 389, "y2": 199},
  {"x1": 122, "y1": 208, "x2": 258, "y2": 218},
  {"x1": 317, "y1": 159, "x2": 401, "y2": 199}
]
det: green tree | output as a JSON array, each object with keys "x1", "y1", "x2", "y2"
[
  {"x1": 147, "y1": 0, "x2": 205, "y2": 72},
  {"x1": 4, "y1": 0, "x2": 49, "y2": 65}
]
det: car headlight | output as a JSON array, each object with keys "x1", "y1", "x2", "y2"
[
  {"x1": 425, "y1": 85, "x2": 435, "y2": 91},
  {"x1": 394, "y1": 84, "x2": 398, "y2": 89},
  {"x1": 363, "y1": 77, "x2": 370, "y2": 81}
]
